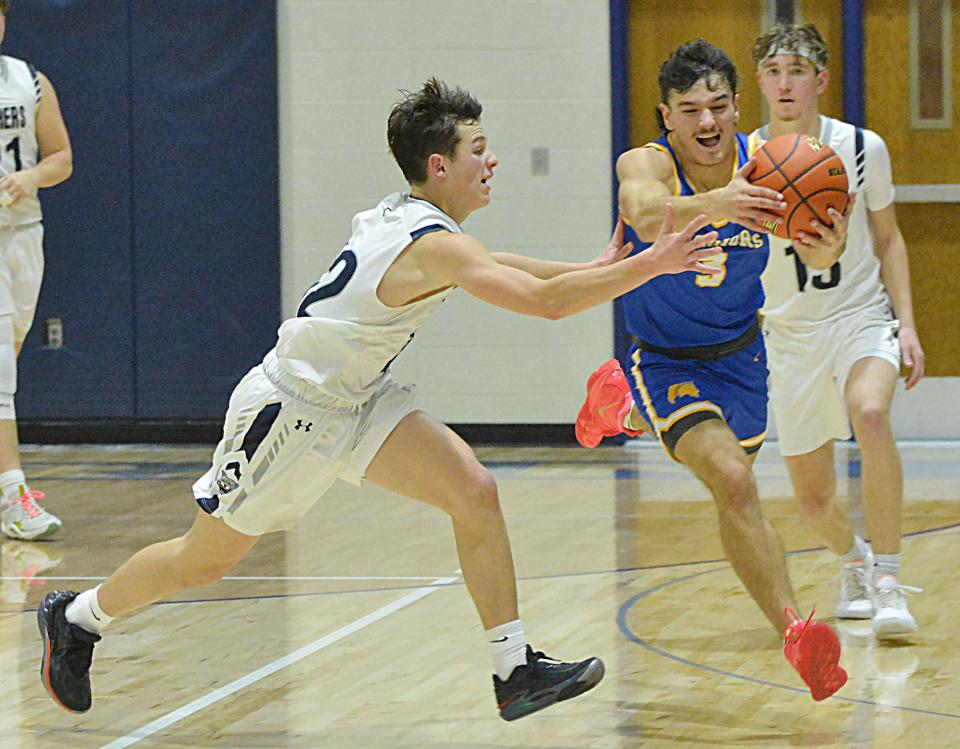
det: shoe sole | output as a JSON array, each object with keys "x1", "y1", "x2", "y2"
[
  {"x1": 3, "y1": 521, "x2": 62, "y2": 541},
  {"x1": 835, "y1": 606, "x2": 872, "y2": 620},
  {"x1": 791, "y1": 624, "x2": 848, "y2": 701},
  {"x1": 873, "y1": 619, "x2": 918, "y2": 640},
  {"x1": 37, "y1": 597, "x2": 87, "y2": 713},
  {"x1": 500, "y1": 657, "x2": 605, "y2": 721}
]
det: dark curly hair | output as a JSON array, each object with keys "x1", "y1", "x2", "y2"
[
  {"x1": 655, "y1": 39, "x2": 738, "y2": 135},
  {"x1": 387, "y1": 78, "x2": 483, "y2": 185}
]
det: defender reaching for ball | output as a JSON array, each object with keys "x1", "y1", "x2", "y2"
[
  {"x1": 575, "y1": 39, "x2": 851, "y2": 699},
  {"x1": 37, "y1": 79, "x2": 722, "y2": 720},
  {"x1": 752, "y1": 23, "x2": 924, "y2": 638}
]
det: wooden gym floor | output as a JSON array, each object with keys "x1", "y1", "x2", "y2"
[{"x1": 1, "y1": 440, "x2": 957, "y2": 748}]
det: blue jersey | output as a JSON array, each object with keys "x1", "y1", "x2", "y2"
[{"x1": 621, "y1": 133, "x2": 768, "y2": 349}]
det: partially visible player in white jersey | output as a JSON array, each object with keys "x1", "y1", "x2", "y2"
[
  {"x1": 0, "y1": 1, "x2": 73, "y2": 541},
  {"x1": 36, "y1": 78, "x2": 721, "y2": 718},
  {"x1": 751, "y1": 23, "x2": 924, "y2": 638}
]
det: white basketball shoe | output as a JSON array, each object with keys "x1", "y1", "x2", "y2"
[
  {"x1": 1, "y1": 489, "x2": 62, "y2": 540},
  {"x1": 836, "y1": 556, "x2": 873, "y2": 619},
  {"x1": 872, "y1": 573, "x2": 921, "y2": 639}
]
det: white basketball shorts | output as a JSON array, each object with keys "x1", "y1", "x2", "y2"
[
  {"x1": 192, "y1": 352, "x2": 416, "y2": 536},
  {"x1": 764, "y1": 308, "x2": 900, "y2": 456},
  {"x1": 0, "y1": 223, "x2": 44, "y2": 341}
]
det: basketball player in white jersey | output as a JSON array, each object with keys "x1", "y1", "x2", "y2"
[
  {"x1": 0, "y1": 1, "x2": 72, "y2": 541},
  {"x1": 751, "y1": 24, "x2": 923, "y2": 638},
  {"x1": 37, "y1": 78, "x2": 722, "y2": 718}
]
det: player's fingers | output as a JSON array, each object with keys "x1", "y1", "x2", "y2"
[
  {"x1": 690, "y1": 230, "x2": 719, "y2": 248},
  {"x1": 612, "y1": 214, "x2": 625, "y2": 243},
  {"x1": 679, "y1": 214, "x2": 711, "y2": 241},
  {"x1": 693, "y1": 246, "x2": 722, "y2": 259},
  {"x1": 658, "y1": 203, "x2": 676, "y2": 236},
  {"x1": 693, "y1": 262, "x2": 722, "y2": 274},
  {"x1": 735, "y1": 157, "x2": 756, "y2": 179}
]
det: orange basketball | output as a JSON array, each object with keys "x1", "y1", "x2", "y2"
[{"x1": 749, "y1": 133, "x2": 849, "y2": 240}]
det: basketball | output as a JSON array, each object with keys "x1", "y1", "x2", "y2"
[{"x1": 749, "y1": 133, "x2": 849, "y2": 240}]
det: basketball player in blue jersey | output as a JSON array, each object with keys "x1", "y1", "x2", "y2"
[
  {"x1": 0, "y1": 1, "x2": 72, "y2": 541},
  {"x1": 37, "y1": 79, "x2": 721, "y2": 720},
  {"x1": 576, "y1": 40, "x2": 853, "y2": 700}
]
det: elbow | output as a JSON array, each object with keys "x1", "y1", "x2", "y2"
[
  {"x1": 539, "y1": 301, "x2": 568, "y2": 320},
  {"x1": 62, "y1": 154, "x2": 74, "y2": 181}
]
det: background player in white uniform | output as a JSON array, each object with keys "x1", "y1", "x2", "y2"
[
  {"x1": 0, "y1": 1, "x2": 73, "y2": 541},
  {"x1": 37, "y1": 78, "x2": 721, "y2": 719},
  {"x1": 752, "y1": 24, "x2": 924, "y2": 638}
]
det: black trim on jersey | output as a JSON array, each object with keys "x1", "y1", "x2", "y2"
[
  {"x1": 240, "y1": 402, "x2": 282, "y2": 461},
  {"x1": 410, "y1": 223, "x2": 447, "y2": 241},
  {"x1": 27, "y1": 62, "x2": 41, "y2": 104},
  {"x1": 854, "y1": 127, "x2": 865, "y2": 190},
  {"x1": 631, "y1": 319, "x2": 760, "y2": 361}
]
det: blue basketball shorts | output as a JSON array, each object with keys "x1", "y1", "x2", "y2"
[{"x1": 625, "y1": 335, "x2": 769, "y2": 458}]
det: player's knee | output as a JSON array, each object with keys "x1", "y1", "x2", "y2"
[
  {"x1": 451, "y1": 466, "x2": 501, "y2": 525},
  {"x1": 797, "y1": 488, "x2": 834, "y2": 526},
  {"x1": 850, "y1": 401, "x2": 891, "y2": 440},
  {"x1": 708, "y1": 458, "x2": 756, "y2": 512}
]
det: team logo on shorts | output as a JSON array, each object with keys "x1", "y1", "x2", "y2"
[
  {"x1": 667, "y1": 381, "x2": 700, "y2": 404},
  {"x1": 216, "y1": 461, "x2": 242, "y2": 495}
]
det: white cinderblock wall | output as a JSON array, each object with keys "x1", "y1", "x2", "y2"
[{"x1": 278, "y1": 0, "x2": 614, "y2": 424}]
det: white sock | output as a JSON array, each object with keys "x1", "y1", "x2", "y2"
[
  {"x1": 0, "y1": 469, "x2": 26, "y2": 506},
  {"x1": 842, "y1": 535, "x2": 869, "y2": 564},
  {"x1": 486, "y1": 619, "x2": 528, "y2": 681},
  {"x1": 65, "y1": 585, "x2": 113, "y2": 635},
  {"x1": 874, "y1": 553, "x2": 901, "y2": 582}
]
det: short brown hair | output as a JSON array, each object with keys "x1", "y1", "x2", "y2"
[
  {"x1": 387, "y1": 78, "x2": 482, "y2": 185},
  {"x1": 753, "y1": 23, "x2": 829, "y2": 72},
  {"x1": 0, "y1": 2, "x2": 10, "y2": 15}
]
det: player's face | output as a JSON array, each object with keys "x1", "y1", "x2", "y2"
[
  {"x1": 443, "y1": 121, "x2": 498, "y2": 214},
  {"x1": 660, "y1": 78, "x2": 740, "y2": 167},
  {"x1": 756, "y1": 55, "x2": 828, "y2": 123}
]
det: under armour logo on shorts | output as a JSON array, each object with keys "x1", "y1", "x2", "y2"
[{"x1": 295, "y1": 419, "x2": 313, "y2": 432}]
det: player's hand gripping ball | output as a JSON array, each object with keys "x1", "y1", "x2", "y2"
[{"x1": 749, "y1": 133, "x2": 849, "y2": 240}]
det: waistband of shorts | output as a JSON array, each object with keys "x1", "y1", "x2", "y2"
[
  {"x1": 261, "y1": 351, "x2": 362, "y2": 413},
  {"x1": 631, "y1": 319, "x2": 760, "y2": 361}
]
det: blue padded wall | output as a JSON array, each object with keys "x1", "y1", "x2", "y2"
[
  {"x1": 5, "y1": 1, "x2": 279, "y2": 420},
  {"x1": 8, "y1": 1, "x2": 135, "y2": 417},
  {"x1": 129, "y1": 1, "x2": 279, "y2": 418}
]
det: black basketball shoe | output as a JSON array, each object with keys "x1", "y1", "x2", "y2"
[
  {"x1": 493, "y1": 645, "x2": 604, "y2": 721},
  {"x1": 38, "y1": 590, "x2": 100, "y2": 712}
]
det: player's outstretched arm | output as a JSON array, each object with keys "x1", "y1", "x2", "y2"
[
  {"x1": 617, "y1": 149, "x2": 786, "y2": 241},
  {"x1": 492, "y1": 216, "x2": 636, "y2": 280},
  {"x1": 416, "y1": 207, "x2": 720, "y2": 320}
]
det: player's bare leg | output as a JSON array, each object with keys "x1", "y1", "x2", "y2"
[
  {"x1": 674, "y1": 418, "x2": 797, "y2": 631},
  {"x1": 785, "y1": 441, "x2": 853, "y2": 555},
  {"x1": 365, "y1": 409, "x2": 604, "y2": 719},
  {"x1": 365, "y1": 410, "x2": 518, "y2": 629},
  {"x1": 845, "y1": 356, "x2": 917, "y2": 636},
  {"x1": 97, "y1": 511, "x2": 260, "y2": 617},
  {"x1": 0, "y1": 337, "x2": 61, "y2": 540},
  {"x1": 38, "y1": 511, "x2": 259, "y2": 711},
  {"x1": 845, "y1": 357, "x2": 902, "y2": 555},
  {"x1": 786, "y1": 441, "x2": 871, "y2": 619},
  {"x1": 674, "y1": 418, "x2": 846, "y2": 698}
]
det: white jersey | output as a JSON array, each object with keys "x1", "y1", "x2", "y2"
[
  {"x1": 755, "y1": 117, "x2": 894, "y2": 327},
  {"x1": 0, "y1": 55, "x2": 41, "y2": 226},
  {"x1": 272, "y1": 192, "x2": 459, "y2": 404}
]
